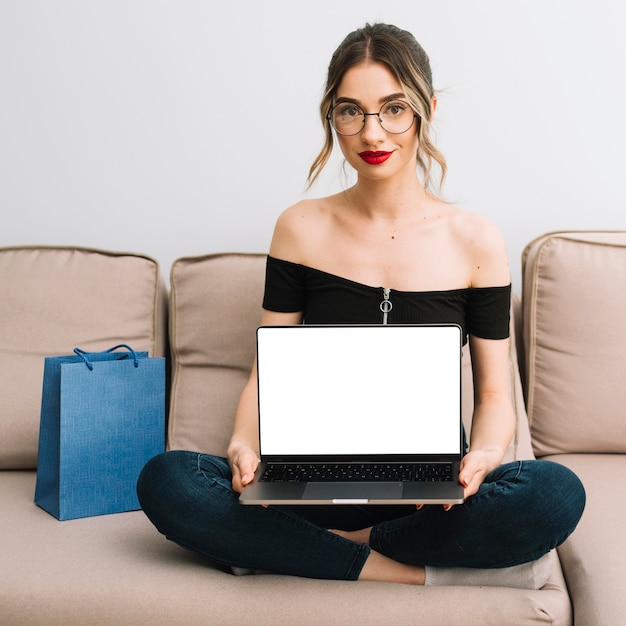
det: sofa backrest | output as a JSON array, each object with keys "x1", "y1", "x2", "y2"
[
  {"x1": 0, "y1": 246, "x2": 535, "y2": 470},
  {"x1": 167, "y1": 253, "x2": 534, "y2": 462},
  {"x1": 0, "y1": 246, "x2": 167, "y2": 469},
  {"x1": 522, "y1": 231, "x2": 626, "y2": 456}
]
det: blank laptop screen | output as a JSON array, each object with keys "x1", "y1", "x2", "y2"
[{"x1": 256, "y1": 325, "x2": 462, "y2": 457}]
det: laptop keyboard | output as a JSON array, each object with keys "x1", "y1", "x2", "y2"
[{"x1": 260, "y1": 463, "x2": 454, "y2": 483}]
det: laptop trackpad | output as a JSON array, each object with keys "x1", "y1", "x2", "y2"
[{"x1": 303, "y1": 482, "x2": 402, "y2": 501}]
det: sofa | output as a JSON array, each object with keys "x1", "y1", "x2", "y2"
[{"x1": 0, "y1": 231, "x2": 624, "y2": 625}]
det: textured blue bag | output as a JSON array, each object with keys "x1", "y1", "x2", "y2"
[{"x1": 35, "y1": 344, "x2": 165, "y2": 520}]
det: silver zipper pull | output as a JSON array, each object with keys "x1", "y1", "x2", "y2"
[{"x1": 380, "y1": 288, "x2": 392, "y2": 324}]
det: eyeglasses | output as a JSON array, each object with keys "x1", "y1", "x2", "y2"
[{"x1": 328, "y1": 99, "x2": 419, "y2": 136}]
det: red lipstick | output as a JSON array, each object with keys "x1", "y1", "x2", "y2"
[{"x1": 359, "y1": 151, "x2": 392, "y2": 165}]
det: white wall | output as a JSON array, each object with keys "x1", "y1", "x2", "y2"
[{"x1": 1, "y1": 0, "x2": 624, "y2": 290}]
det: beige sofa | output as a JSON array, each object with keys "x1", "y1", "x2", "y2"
[{"x1": 1, "y1": 232, "x2": 624, "y2": 625}]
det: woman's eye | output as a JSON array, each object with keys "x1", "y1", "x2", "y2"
[
  {"x1": 339, "y1": 105, "x2": 362, "y2": 118},
  {"x1": 384, "y1": 101, "x2": 407, "y2": 116}
]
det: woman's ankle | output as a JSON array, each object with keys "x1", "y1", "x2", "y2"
[
  {"x1": 329, "y1": 527, "x2": 372, "y2": 545},
  {"x1": 358, "y1": 550, "x2": 425, "y2": 585}
]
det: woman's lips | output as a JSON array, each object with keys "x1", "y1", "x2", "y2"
[{"x1": 359, "y1": 151, "x2": 392, "y2": 165}]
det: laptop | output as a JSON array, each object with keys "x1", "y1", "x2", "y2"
[{"x1": 239, "y1": 324, "x2": 464, "y2": 505}]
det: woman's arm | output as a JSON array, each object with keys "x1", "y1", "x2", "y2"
[
  {"x1": 454, "y1": 213, "x2": 515, "y2": 502},
  {"x1": 228, "y1": 206, "x2": 309, "y2": 492},
  {"x1": 459, "y1": 216, "x2": 515, "y2": 497},
  {"x1": 227, "y1": 309, "x2": 302, "y2": 493}
]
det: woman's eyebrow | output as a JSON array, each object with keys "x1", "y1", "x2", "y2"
[
  {"x1": 379, "y1": 92, "x2": 406, "y2": 103},
  {"x1": 334, "y1": 93, "x2": 407, "y2": 106},
  {"x1": 333, "y1": 96, "x2": 360, "y2": 105}
]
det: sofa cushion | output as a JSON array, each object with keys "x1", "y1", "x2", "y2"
[
  {"x1": 522, "y1": 232, "x2": 626, "y2": 455},
  {"x1": 0, "y1": 246, "x2": 167, "y2": 469},
  {"x1": 168, "y1": 253, "x2": 265, "y2": 454},
  {"x1": 168, "y1": 254, "x2": 534, "y2": 462}
]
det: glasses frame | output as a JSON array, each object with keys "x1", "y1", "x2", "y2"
[{"x1": 327, "y1": 100, "x2": 420, "y2": 136}]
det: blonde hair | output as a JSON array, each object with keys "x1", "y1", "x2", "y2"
[{"x1": 307, "y1": 23, "x2": 447, "y2": 193}]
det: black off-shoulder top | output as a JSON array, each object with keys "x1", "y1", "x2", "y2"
[{"x1": 262, "y1": 256, "x2": 511, "y2": 343}]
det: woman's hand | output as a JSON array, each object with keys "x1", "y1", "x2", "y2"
[
  {"x1": 229, "y1": 445, "x2": 261, "y2": 494},
  {"x1": 436, "y1": 448, "x2": 503, "y2": 512},
  {"x1": 458, "y1": 449, "x2": 502, "y2": 497}
]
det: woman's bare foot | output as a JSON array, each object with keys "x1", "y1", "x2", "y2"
[{"x1": 329, "y1": 527, "x2": 425, "y2": 585}]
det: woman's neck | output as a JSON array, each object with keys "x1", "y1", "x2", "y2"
[{"x1": 345, "y1": 176, "x2": 432, "y2": 221}]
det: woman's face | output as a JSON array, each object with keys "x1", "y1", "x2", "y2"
[{"x1": 332, "y1": 62, "x2": 421, "y2": 182}]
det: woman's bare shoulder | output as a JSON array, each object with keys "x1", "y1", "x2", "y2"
[
  {"x1": 269, "y1": 195, "x2": 339, "y2": 261},
  {"x1": 450, "y1": 209, "x2": 510, "y2": 287}
]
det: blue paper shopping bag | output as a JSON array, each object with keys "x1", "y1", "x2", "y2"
[{"x1": 35, "y1": 344, "x2": 165, "y2": 520}]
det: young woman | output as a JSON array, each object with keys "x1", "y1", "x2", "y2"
[{"x1": 137, "y1": 23, "x2": 585, "y2": 587}]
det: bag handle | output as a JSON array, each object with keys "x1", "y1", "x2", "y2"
[{"x1": 73, "y1": 344, "x2": 140, "y2": 371}]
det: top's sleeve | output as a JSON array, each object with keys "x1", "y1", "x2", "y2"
[
  {"x1": 466, "y1": 284, "x2": 511, "y2": 339},
  {"x1": 262, "y1": 256, "x2": 305, "y2": 312}
]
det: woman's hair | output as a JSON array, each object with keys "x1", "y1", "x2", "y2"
[{"x1": 307, "y1": 23, "x2": 447, "y2": 192}]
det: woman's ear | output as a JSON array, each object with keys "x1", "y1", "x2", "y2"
[{"x1": 430, "y1": 96, "x2": 438, "y2": 121}]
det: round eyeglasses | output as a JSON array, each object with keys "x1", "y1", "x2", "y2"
[{"x1": 328, "y1": 100, "x2": 419, "y2": 136}]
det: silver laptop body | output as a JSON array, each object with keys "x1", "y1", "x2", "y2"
[{"x1": 240, "y1": 324, "x2": 465, "y2": 505}]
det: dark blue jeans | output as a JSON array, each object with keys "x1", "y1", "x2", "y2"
[{"x1": 136, "y1": 451, "x2": 585, "y2": 581}]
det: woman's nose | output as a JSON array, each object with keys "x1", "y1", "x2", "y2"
[{"x1": 360, "y1": 113, "x2": 386, "y2": 144}]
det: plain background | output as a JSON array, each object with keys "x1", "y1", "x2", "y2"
[{"x1": 1, "y1": 0, "x2": 624, "y2": 290}]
